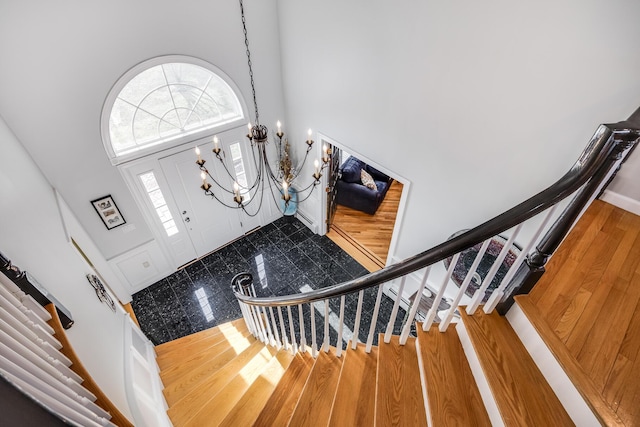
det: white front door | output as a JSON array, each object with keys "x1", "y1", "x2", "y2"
[{"x1": 159, "y1": 129, "x2": 261, "y2": 258}]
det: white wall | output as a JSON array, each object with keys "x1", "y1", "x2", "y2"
[
  {"x1": 0, "y1": 116, "x2": 133, "y2": 421},
  {"x1": 277, "y1": 0, "x2": 640, "y2": 259},
  {"x1": 0, "y1": 0, "x2": 285, "y2": 261}
]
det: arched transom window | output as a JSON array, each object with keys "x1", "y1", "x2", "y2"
[{"x1": 104, "y1": 57, "x2": 244, "y2": 161}]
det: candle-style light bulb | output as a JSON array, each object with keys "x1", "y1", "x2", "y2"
[
  {"x1": 195, "y1": 146, "x2": 202, "y2": 161},
  {"x1": 282, "y1": 180, "x2": 289, "y2": 200},
  {"x1": 314, "y1": 159, "x2": 320, "y2": 175},
  {"x1": 308, "y1": 129, "x2": 312, "y2": 139},
  {"x1": 234, "y1": 181, "x2": 240, "y2": 196},
  {"x1": 213, "y1": 135, "x2": 219, "y2": 149},
  {"x1": 277, "y1": 120, "x2": 282, "y2": 132},
  {"x1": 200, "y1": 171, "x2": 207, "y2": 184}
]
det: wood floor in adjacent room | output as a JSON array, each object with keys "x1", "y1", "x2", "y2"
[
  {"x1": 526, "y1": 199, "x2": 640, "y2": 426},
  {"x1": 327, "y1": 180, "x2": 403, "y2": 272}
]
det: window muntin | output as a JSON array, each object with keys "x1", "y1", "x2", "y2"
[{"x1": 107, "y1": 60, "x2": 244, "y2": 158}]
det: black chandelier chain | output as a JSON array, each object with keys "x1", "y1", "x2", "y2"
[{"x1": 239, "y1": 0, "x2": 260, "y2": 126}]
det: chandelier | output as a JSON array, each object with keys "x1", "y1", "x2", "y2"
[{"x1": 195, "y1": 0, "x2": 329, "y2": 217}]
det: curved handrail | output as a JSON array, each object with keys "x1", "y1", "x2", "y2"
[{"x1": 236, "y1": 109, "x2": 640, "y2": 307}]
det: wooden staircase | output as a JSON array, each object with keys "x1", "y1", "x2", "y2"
[{"x1": 155, "y1": 306, "x2": 577, "y2": 426}]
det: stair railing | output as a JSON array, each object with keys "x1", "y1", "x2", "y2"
[{"x1": 233, "y1": 108, "x2": 640, "y2": 355}]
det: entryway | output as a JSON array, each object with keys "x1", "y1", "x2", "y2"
[
  {"x1": 119, "y1": 125, "x2": 266, "y2": 270},
  {"x1": 321, "y1": 136, "x2": 408, "y2": 272}
]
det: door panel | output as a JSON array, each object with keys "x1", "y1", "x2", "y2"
[{"x1": 160, "y1": 147, "x2": 242, "y2": 257}]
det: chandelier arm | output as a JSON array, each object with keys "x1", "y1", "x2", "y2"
[
  {"x1": 288, "y1": 147, "x2": 313, "y2": 181},
  {"x1": 241, "y1": 145, "x2": 263, "y2": 191},
  {"x1": 267, "y1": 177, "x2": 287, "y2": 216},
  {"x1": 200, "y1": 166, "x2": 234, "y2": 194},
  {"x1": 204, "y1": 188, "x2": 246, "y2": 209},
  {"x1": 241, "y1": 144, "x2": 270, "y2": 194},
  {"x1": 248, "y1": 140, "x2": 263, "y2": 178},
  {"x1": 238, "y1": 161, "x2": 269, "y2": 218},
  {"x1": 262, "y1": 149, "x2": 282, "y2": 184},
  {"x1": 214, "y1": 153, "x2": 247, "y2": 185},
  {"x1": 295, "y1": 181, "x2": 323, "y2": 204}
]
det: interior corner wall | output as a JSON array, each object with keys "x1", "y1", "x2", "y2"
[
  {"x1": 276, "y1": 0, "x2": 640, "y2": 260},
  {"x1": 0, "y1": 115, "x2": 134, "y2": 421}
]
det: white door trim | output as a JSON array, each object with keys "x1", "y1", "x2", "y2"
[{"x1": 317, "y1": 132, "x2": 411, "y2": 267}]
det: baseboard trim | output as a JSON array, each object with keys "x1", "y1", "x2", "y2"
[
  {"x1": 508, "y1": 298, "x2": 612, "y2": 427},
  {"x1": 600, "y1": 190, "x2": 640, "y2": 216}
]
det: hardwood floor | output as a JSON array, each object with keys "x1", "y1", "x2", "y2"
[
  {"x1": 527, "y1": 200, "x2": 640, "y2": 426},
  {"x1": 328, "y1": 180, "x2": 403, "y2": 271}
]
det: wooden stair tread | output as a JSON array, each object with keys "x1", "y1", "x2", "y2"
[
  {"x1": 166, "y1": 339, "x2": 271, "y2": 425},
  {"x1": 289, "y1": 349, "x2": 344, "y2": 425},
  {"x1": 515, "y1": 296, "x2": 625, "y2": 427},
  {"x1": 156, "y1": 326, "x2": 252, "y2": 371},
  {"x1": 460, "y1": 307, "x2": 574, "y2": 426},
  {"x1": 254, "y1": 351, "x2": 315, "y2": 426},
  {"x1": 416, "y1": 323, "x2": 491, "y2": 426},
  {"x1": 160, "y1": 334, "x2": 254, "y2": 387},
  {"x1": 218, "y1": 350, "x2": 295, "y2": 427},
  {"x1": 376, "y1": 335, "x2": 427, "y2": 426},
  {"x1": 182, "y1": 346, "x2": 281, "y2": 427},
  {"x1": 155, "y1": 318, "x2": 247, "y2": 356},
  {"x1": 328, "y1": 343, "x2": 378, "y2": 427},
  {"x1": 162, "y1": 338, "x2": 253, "y2": 406}
]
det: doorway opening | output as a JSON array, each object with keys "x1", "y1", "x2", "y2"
[{"x1": 322, "y1": 139, "x2": 407, "y2": 272}]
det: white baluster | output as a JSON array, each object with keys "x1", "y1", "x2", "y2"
[
  {"x1": 484, "y1": 205, "x2": 558, "y2": 313},
  {"x1": 351, "y1": 290, "x2": 364, "y2": 350},
  {"x1": 323, "y1": 300, "x2": 330, "y2": 352},
  {"x1": 261, "y1": 306, "x2": 276, "y2": 346},
  {"x1": 237, "y1": 301, "x2": 253, "y2": 335},
  {"x1": 440, "y1": 239, "x2": 491, "y2": 331},
  {"x1": 298, "y1": 304, "x2": 307, "y2": 353},
  {"x1": 287, "y1": 306, "x2": 297, "y2": 355},
  {"x1": 277, "y1": 307, "x2": 289, "y2": 350},
  {"x1": 384, "y1": 276, "x2": 406, "y2": 343},
  {"x1": 400, "y1": 266, "x2": 431, "y2": 344},
  {"x1": 467, "y1": 224, "x2": 523, "y2": 314},
  {"x1": 250, "y1": 304, "x2": 266, "y2": 342},
  {"x1": 366, "y1": 285, "x2": 384, "y2": 353},
  {"x1": 310, "y1": 304, "x2": 318, "y2": 357},
  {"x1": 423, "y1": 252, "x2": 461, "y2": 331},
  {"x1": 269, "y1": 307, "x2": 282, "y2": 349},
  {"x1": 336, "y1": 296, "x2": 345, "y2": 357}
]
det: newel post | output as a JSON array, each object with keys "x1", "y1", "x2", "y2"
[{"x1": 496, "y1": 128, "x2": 639, "y2": 315}]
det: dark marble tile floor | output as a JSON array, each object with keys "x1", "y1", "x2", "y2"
[{"x1": 132, "y1": 216, "x2": 412, "y2": 347}]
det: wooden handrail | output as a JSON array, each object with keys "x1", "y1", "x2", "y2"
[{"x1": 236, "y1": 112, "x2": 640, "y2": 308}]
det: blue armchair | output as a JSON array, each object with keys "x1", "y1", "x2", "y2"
[{"x1": 335, "y1": 156, "x2": 393, "y2": 215}]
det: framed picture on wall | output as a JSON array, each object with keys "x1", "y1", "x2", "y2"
[{"x1": 91, "y1": 195, "x2": 126, "y2": 230}]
